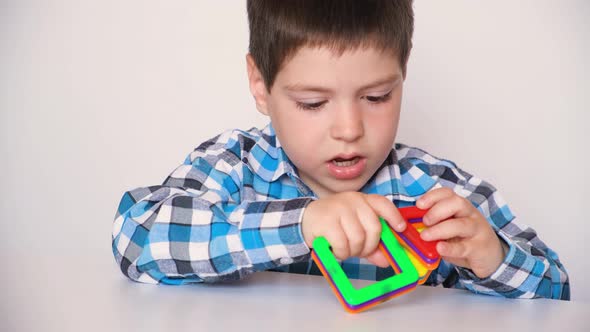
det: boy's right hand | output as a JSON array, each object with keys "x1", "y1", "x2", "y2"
[{"x1": 301, "y1": 192, "x2": 407, "y2": 268}]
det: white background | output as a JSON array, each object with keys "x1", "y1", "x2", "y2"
[{"x1": 1, "y1": 0, "x2": 588, "y2": 303}]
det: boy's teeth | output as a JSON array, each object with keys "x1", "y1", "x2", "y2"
[{"x1": 332, "y1": 157, "x2": 359, "y2": 167}]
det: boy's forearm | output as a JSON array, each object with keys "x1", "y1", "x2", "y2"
[
  {"x1": 112, "y1": 185, "x2": 314, "y2": 284},
  {"x1": 456, "y1": 231, "x2": 570, "y2": 300},
  {"x1": 422, "y1": 181, "x2": 570, "y2": 300},
  {"x1": 433, "y1": 205, "x2": 570, "y2": 300}
]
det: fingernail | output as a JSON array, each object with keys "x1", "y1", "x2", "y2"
[
  {"x1": 421, "y1": 230, "x2": 430, "y2": 240},
  {"x1": 417, "y1": 198, "x2": 427, "y2": 208}
]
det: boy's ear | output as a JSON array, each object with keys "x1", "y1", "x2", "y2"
[{"x1": 246, "y1": 54, "x2": 270, "y2": 116}]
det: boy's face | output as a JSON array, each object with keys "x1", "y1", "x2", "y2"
[{"x1": 247, "y1": 46, "x2": 403, "y2": 198}]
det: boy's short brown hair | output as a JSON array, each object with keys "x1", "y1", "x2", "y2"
[{"x1": 247, "y1": 0, "x2": 414, "y2": 91}]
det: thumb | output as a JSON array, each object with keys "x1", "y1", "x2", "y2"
[
  {"x1": 366, "y1": 194, "x2": 407, "y2": 232},
  {"x1": 366, "y1": 249, "x2": 390, "y2": 268}
]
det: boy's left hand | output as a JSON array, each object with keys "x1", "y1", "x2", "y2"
[{"x1": 416, "y1": 188, "x2": 507, "y2": 279}]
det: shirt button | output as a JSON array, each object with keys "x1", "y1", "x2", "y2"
[{"x1": 280, "y1": 257, "x2": 293, "y2": 265}]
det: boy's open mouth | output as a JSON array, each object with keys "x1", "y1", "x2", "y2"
[
  {"x1": 327, "y1": 154, "x2": 366, "y2": 180},
  {"x1": 331, "y1": 156, "x2": 361, "y2": 167}
]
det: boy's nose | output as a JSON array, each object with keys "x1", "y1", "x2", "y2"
[{"x1": 330, "y1": 104, "x2": 364, "y2": 142}]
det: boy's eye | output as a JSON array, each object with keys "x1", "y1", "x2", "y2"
[
  {"x1": 364, "y1": 91, "x2": 392, "y2": 103},
  {"x1": 296, "y1": 100, "x2": 327, "y2": 111}
]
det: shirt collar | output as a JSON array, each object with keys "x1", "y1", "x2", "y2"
[
  {"x1": 253, "y1": 124, "x2": 297, "y2": 181},
  {"x1": 252, "y1": 124, "x2": 440, "y2": 201},
  {"x1": 361, "y1": 148, "x2": 441, "y2": 203}
]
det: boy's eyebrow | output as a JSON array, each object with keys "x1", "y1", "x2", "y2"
[
  {"x1": 282, "y1": 74, "x2": 402, "y2": 93},
  {"x1": 358, "y1": 74, "x2": 402, "y2": 91}
]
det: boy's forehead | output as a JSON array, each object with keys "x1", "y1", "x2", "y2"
[
  {"x1": 284, "y1": 44, "x2": 400, "y2": 67},
  {"x1": 276, "y1": 45, "x2": 402, "y2": 89}
]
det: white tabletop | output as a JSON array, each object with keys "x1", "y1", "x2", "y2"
[
  {"x1": 1, "y1": 2, "x2": 589, "y2": 331},
  {"x1": 2, "y1": 247, "x2": 588, "y2": 332}
]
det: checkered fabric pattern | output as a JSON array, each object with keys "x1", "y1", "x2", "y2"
[{"x1": 112, "y1": 124, "x2": 570, "y2": 300}]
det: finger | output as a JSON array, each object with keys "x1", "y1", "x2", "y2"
[
  {"x1": 365, "y1": 194, "x2": 406, "y2": 232},
  {"x1": 322, "y1": 224, "x2": 350, "y2": 260},
  {"x1": 422, "y1": 195, "x2": 473, "y2": 226},
  {"x1": 420, "y1": 217, "x2": 476, "y2": 241},
  {"x1": 437, "y1": 240, "x2": 469, "y2": 259},
  {"x1": 366, "y1": 249, "x2": 390, "y2": 268},
  {"x1": 355, "y1": 205, "x2": 382, "y2": 257},
  {"x1": 340, "y1": 214, "x2": 366, "y2": 258},
  {"x1": 416, "y1": 187, "x2": 455, "y2": 210}
]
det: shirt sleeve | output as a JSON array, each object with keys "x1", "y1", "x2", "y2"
[
  {"x1": 111, "y1": 134, "x2": 313, "y2": 284},
  {"x1": 424, "y1": 167, "x2": 570, "y2": 300}
]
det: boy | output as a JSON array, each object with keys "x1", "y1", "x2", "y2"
[{"x1": 112, "y1": 0, "x2": 569, "y2": 300}]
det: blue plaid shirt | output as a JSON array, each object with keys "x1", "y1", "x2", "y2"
[{"x1": 112, "y1": 124, "x2": 570, "y2": 300}]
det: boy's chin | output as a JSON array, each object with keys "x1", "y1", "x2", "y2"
[
  {"x1": 323, "y1": 178, "x2": 367, "y2": 195},
  {"x1": 303, "y1": 173, "x2": 370, "y2": 197}
]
